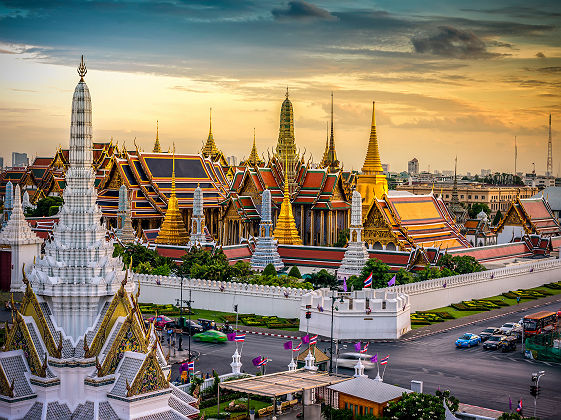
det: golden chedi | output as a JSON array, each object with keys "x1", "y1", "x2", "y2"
[
  {"x1": 155, "y1": 150, "x2": 189, "y2": 245},
  {"x1": 273, "y1": 164, "x2": 302, "y2": 245}
]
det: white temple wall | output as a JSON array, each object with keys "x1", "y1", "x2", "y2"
[
  {"x1": 299, "y1": 289, "x2": 411, "y2": 340},
  {"x1": 136, "y1": 275, "x2": 307, "y2": 318},
  {"x1": 497, "y1": 225, "x2": 524, "y2": 244},
  {"x1": 8, "y1": 242, "x2": 41, "y2": 292},
  {"x1": 384, "y1": 258, "x2": 561, "y2": 312}
]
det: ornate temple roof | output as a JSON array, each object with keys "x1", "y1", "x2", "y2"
[
  {"x1": 495, "y1": 196, "x2": 561, "y2": 237},
  {"x1": 365, "y1": 193, "x2": 471, "y2": 251}
]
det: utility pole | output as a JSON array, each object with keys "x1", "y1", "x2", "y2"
[
  {"x1": 547, "y1": 114, "x2": 552, "y2": 177},
  {"x1": 176, "y1": 278, "x2": 194, "y2": 361}
]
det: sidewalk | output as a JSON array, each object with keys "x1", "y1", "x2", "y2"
[{"x1": 401, "y1": 293, "x2": 561, "y2": 342}]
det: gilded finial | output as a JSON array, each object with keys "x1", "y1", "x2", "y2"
[
  {"x1": 77, "y1": 55, "x2": 87, "y2": 81},
  {"x1": 209, "y1": 108, "x2": 212, "y2": 135},
  {"x1": 285, "y1": 86, "x2": 289, "y2": 99}
]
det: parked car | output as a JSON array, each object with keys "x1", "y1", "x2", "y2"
[
  {"x1": 455, "y1": 333, "x2": 481, "y2": 348},
  {"x1": 479, "y1": 327, "x2": 500, "y2": 342},
  {"x1": 499, "y1": 336, "x2": 517, "y2": 352},
  {"x1": 483, "y1": 335, "x2": 507, "y2": 350},
  {"x1": 335, "y1": 353, "x2": 375, "y2": 370},
  {"x1": 192, "y1": 330, "x2": 228, "y2": 343},
  {"x1": 499, "y1": 322, "x2": 521, "y2": 336},
  {"x1": 147, "y1": 315, "x2": 175, "y2": 330}
]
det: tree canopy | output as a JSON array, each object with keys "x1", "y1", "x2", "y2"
[
  {"x1": 26, "y1": 196, "x2": 63, "y2": 217},
  {"x1": 384, "y1": 390, "x2": 459, "y2": 420},
  {"x1": 468, "y1": 203, "x2": 491, "y2": 219}
]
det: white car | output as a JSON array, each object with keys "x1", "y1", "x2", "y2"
[
  {"x1": 499, "y1": 322, "x2": 521, "y2": 335},
  {"x1": 336, "y1": 352, "x2": 375, "y2": 370}
]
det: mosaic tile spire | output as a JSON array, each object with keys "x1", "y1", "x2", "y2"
[
  {"x1": 251, "y1": 189, "x2": 284, "y2": 271},
  {"x1": 188, "y1": 184, "x2": 207, "y2": 247},
  {"x1": 28, "y1": 56, "x2": 129, "y2": 339},
  {"x1": 275, "y1": 89, "x2": 299, "y2": 193},
  {"x1": 337, "y1": 190, "x2": 369, "y2": 280},
  {"x1": 117, "y1": 184, "x2": 136, "y2": 243},
  {"x1": 2, "y1": 180, "x2": 13, "y2": 226}
]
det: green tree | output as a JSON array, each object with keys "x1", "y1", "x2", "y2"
[
  {"x1": 416, "y1": 265, "x2": 443, "y2": 281},
  {"x1": 308, "y1": 269, "x2": 337, "y2": 288},
  {"x1": 151, "y1": 264, "x2": 171, "y2": 276},
  {"x1": 357, "y1": 258, "x2": 391, "y2": 289},
  {"x1": 384, "y1": 390, "x2": 459, "y2": 420},
  {"x1": 395, "y1": 268, "x2": 414, "y2": 284},
  {"x1": 438, "y1": 254, "x2": 485, "y2": 274},
  {"x1": 493, "y1": 209, "x2": 503, "y2": 226},
  {"x1": 334, "y1": 229, "x2": 350, "y2": 247},
  {"x1": 288, "y1": 266, "x2": 302, "y2": 279},
  {"x1": 230, "y1": 261, "x2": 253, "y2": 279},
  {"x1": 468, "y1": 203, "x2": 491, "y2": 219},
  {"x1": 29, "y1": 196, "x2": 63, "y2": 217},
  {"x1": 262, "y1": 263, "x2": 277, "y2": 277},
  {"x1": 135, "y1": 261, "x2": 153, "y2": 274}
]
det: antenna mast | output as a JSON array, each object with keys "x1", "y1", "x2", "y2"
[{"x1": 547, "y1": 114, "x2": 553, "y2": 177}]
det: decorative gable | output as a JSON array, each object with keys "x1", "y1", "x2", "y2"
[{"x1": 127, "y1": 346, "x2": 169, "y2": 397}]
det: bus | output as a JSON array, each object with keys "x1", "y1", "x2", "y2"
[{"x1": 522, "y1": 311, "x2": 558, "y2": 336}]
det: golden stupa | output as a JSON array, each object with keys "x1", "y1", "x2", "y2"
[
  {"x1": 356, "y1": 101, "x2": 388, "y2": 214},
  {"x1": 201, "y1": 108, "x2": 220, "y2": 158},
  {"x1": 273, "y1": 158, "x2": 302, "y2": 245},
  {"x1": 155, "y1": 148, "x2": 189, "y2": 245},
  {"x1": 153, "y1": 120, "x2": 161, "y2": 153}
]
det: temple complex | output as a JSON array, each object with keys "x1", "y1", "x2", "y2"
[
  {"x1": 0, "y1": 57, "x2": 199, "y2": 419},
  {"x1": 250, "y1": 189, "x2": 284, "y2": 271}
]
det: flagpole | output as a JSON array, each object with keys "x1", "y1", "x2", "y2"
[
  {"x1": 382, "y1": 362, "x2": 387, "y2": 380},
  {"x1": 376, "y1": 354, "x2": 380, "y2": 379}
]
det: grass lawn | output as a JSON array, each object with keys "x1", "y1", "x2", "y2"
[
  {"x1": 412, "y1": 283, "x2": 561, "y2": 326},
  {"x1": 200, "y1": 398, "x2": 271, "y2": 417}
]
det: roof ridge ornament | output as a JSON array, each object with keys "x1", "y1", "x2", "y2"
[{"x1": 77, "y1": 55, "x2": 87, "y2": 82}]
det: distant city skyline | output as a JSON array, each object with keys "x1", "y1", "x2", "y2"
[{"x1": 0, "y1": 1, "x2": 559, "y2": 174}]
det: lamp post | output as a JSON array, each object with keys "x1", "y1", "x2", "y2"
[
  {"x1": 176, "y1": 276, "x2": 194, "y2": 362},
  {"x1": 329, "y1": 287, "x2": 343, "y2": 374},
  {"x1": 531, "y1": 370, "x2": 545, "y2": 417}
]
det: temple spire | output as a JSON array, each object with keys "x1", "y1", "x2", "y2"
[
  {"x1": 320, "y1": 122, "x2": 329, "y2": 167},
  {"x1": 361, "y1": 102, "x2": 384, "y2": 174},
  {"x1": 202, "y1": 107, "x2": 220, "y2": 158},
  {"x1": 153, "y1": 120, "x2": 161, "y2": 153},
  {"x1": 77, "y1": 55, "x2": 87, "y2": 82},
  {"x1": 273, "y1": 154, "x2": 302, "y2": 245},
  {"x1": 247, "y1": 128, "x2": 263, "y2": 167},
  {"x1": 276, "y1": 90, "x2": 298, "y2": 193},
  {"x1": 325, "y1": 91, "x2": 339, "y2": 172},
  {"x1": 155, "y1": 145, "x2": 189, "y2": 245}
]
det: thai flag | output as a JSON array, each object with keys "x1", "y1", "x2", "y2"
[
  {"x1": 516, "y1": 399, "x2": 522, "y2": 413},
  {"x1": 380, "y1": 355, "x2": 389, "y2": 365},
  {"x1": 309, "y1": 335, "x2": 318, "y2": 345},
  {"x1": 188, "y1": 361, "x2": 194, "y2": 372},
  {"x1": 292, "y1": 342, "x2": 302, "y2": 352},
  {"x1": 360, "y1": 343, "x2": 369, "y2": 353},
  {"x1": 364, "y1": 272, "x2": 373, "y2": 288},
  {"x1": 235, "y1": 334, "x2": 246, "y2": 342},
  {"x1": 257, "y1": 357, "x2": 269, "y2": 366}
]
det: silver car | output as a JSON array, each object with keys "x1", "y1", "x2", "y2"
[
  {"x1": 499, "y1": 322, "x2": 521, "y2": 335},
  {"x1": 336, "y1": 352, "x2": 375, "y2": 370}
]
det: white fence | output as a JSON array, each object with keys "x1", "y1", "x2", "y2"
[
  {"x1": 385, "y1": 258, "x2": 561, "y2": 312},
  {"x1": 135, "y1": 274, "x2": 308, "y2": 318}
]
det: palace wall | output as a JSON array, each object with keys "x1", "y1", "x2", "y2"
[
  {"x1": 135, "y1": 274, "x2": 307, "y2": 318},
  {"x1": 384, "y1": 257, "x2": 561, "y2": 312}
]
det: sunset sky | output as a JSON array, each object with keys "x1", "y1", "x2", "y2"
[{"x1": 0, "y1": 0, "x2": 560, "y2": 174}]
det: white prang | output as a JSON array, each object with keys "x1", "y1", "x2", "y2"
[
  {"x1": 250, "y1": 189, "x2": 284, "y2": 271},
  {"x1": 28, "y1": 73, "x2": 130, "y2": 340},
  {"x1": 0, "y1": 185, "x2": 42, "y2": 291},
  {"x1": 337, "y1": 190, "x2": 369, "y2": 280},
  {"x1": 188, "y1": 184, "x2": 208, "y2": 247},
  {"x1": 2, "y1": 180, "x2": 13, "y2": 226},
  {"x1": 21, "y1": 190, "x2": 35, "y2": 211}
]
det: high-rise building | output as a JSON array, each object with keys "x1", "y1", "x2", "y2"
[
  {"x1": 12, "y1": 151, "x2": 28, "y2": 167},
  {"x1": 0, "y1": 156, "x2": 4, "y2": 168},
  {"x1": 408, "y1": 158, "x2": 419, "y2": 175}
]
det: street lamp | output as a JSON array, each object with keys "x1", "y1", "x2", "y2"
[{"x1": 328, "y1": 288, "x2": 344, "y2": 374}]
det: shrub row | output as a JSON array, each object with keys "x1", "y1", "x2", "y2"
[{"x1": 544, "y1": 281, "x2": 561, "y2": 290}]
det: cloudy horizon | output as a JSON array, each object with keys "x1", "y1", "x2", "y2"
[{"x1": 1, "y1": 0, "x2": 560, "y2": 174}]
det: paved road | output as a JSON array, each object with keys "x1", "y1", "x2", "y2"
[{"x1": 171, "y1": 301, "x2": 561, "y2": 420}]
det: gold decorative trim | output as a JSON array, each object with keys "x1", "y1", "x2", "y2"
[
  {"x1": 0, "y1": 363, "x2": 14, "y2": 398},
  {"x1": 127, "y1": 345, "x2": 169, "y2": 397},
  {"x1": 4, "y1": 311, "x2": 46, "y2": 377}
]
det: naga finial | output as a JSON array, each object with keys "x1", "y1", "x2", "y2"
[{"x1": 77, "y1": 55, "x2": 87, "y2": 81}]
